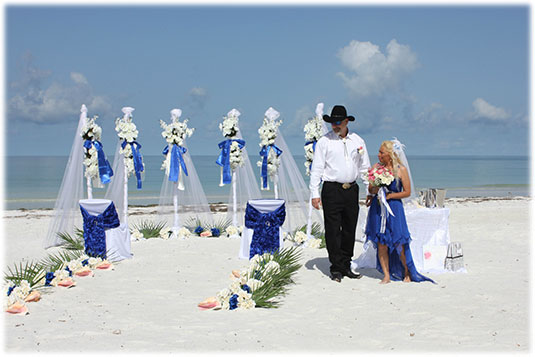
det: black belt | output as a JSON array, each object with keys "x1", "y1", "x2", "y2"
[{"x1": 324, "y1": 181, "x2": 357, "y2": 190}]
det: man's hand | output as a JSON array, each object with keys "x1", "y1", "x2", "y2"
[{"x1": 311, "y1": 198, "x2": 322, "y2": 210}]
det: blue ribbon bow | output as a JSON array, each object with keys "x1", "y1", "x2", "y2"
[
  {"x1": 162, "y1": 144, "x2": 188, "y2": 182},
  {"x1": 121, "y1": 140, "x2": 144, "y2": 189},
  {"x1": 259, "y1": 144, "x2": 283, "y2": 189},
  {"x1": 216, "y1": 139, "x2": 246, "y2": 185},
  {"x1": 83, "y1": 140, "x2": 114, "y2": 184}
]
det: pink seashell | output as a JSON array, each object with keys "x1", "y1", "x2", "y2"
[
  {"x1": 6, "y1": 302, "x2": 28, "y2": 315},
  {"x1": 424, "y1": 252, "x2": 432, "y2": 260},
  {"x1": 96, "y1": 262, "x2": 112, "y2": 270},
  {"x1": 198, "y1": 297, "x2": 221, "y2": 310},
  {"x1": 200, "y1": 231, "x2": 212, "y2": 237},
  {"x1": 75, "y1": 267, "x2": 93, "y2": 277},
  {"x1": 24, "y1": 290, "x2": 41, "y2": 303},
  {"x1": 231, "y1": 270, "x2": 241, "y2": 278},
  {"x1": 58, "y1": 278, "x2": 76, "y2": 288}
]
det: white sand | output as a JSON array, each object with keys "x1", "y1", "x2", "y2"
[{"x1": 2, "y1": 197, "x2": 532, "y2": 353}]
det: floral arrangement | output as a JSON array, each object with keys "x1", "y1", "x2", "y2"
[
  {"x1": 303, "y1": 103, "x2": 325, "y2": 176},
  {"x1": 198, "y1": 247, "x2": 302, "y2": 310},
  {"x1": 80, "y1": 115, "x2": 103, "y2": 181},
  {"x1": 115, "y1": 107, "x2": 144, "y2": 179},
  {"x1": 286, "y1": 224, "x2": 324, "y2": 249},
  {"x1": 219, "y1": 109, "x2": 240, "y2": 138},
  {"x1": 4, "y1": 249, "x2": 112, "y2": 315},
  {"x1": 368, "y1": 163, "x2": 395, "y2": 187},
  {"x1": 217, "y1": 109, "x2": 245, "y2": 186},
  {"x1": 160, "y1": 109, "x2": 195, "y2": 174},
  {"x1": 257, "y1": 108, "x2": 283, "y2": 188}
]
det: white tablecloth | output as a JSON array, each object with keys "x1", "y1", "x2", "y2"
[
  {"x1": 239, "y1": 199, "x2": 285, "y2": 260},
  {"x1": 79, "y1": 199, "x2": 132, "y2": 262},
  {"x1": 352, "y1": 206, "x2": 450, "y2": 273}
]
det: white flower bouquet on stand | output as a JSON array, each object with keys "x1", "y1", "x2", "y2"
[
  {"x1": 257, "y1": 107, "x2": 283, "y2": 195},
  {"x1": 303, "y1": 103, "x2": 325, "y2": 176}
]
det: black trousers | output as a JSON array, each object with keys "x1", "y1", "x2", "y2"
[{"x1": 321, "y1": 181, "x2": 360, "y2": 274}]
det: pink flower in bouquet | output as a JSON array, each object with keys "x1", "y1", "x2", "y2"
[{"x1": 368, "y1": 163, "x2": 395, "y2": 187}]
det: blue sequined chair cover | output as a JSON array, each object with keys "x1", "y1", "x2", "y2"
[
  {"x1": 80, "y1": 200, "x2": 121, "y2": 259},
  {"x1": 244, "y1": 199, "x2": 286, "y2": 259}
]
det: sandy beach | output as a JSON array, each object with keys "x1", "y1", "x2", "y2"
[{"x1": 2, "y1": 197, "x2": 532, "y2": 353}]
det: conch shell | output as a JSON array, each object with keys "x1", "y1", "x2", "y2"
[
  {"x1": 74, "y1": 267, "x2": 93, "y2": 277},
  {"x1": 57, "y1": 278, "x2": 76, "y2": 288},
  {"x1": 198, "y1": 297, "x2": 221, "y2": 310},
  {"x1": 6, "y1": 302, "x2": 29, "y2": 315},
  {"x1": 24, "y1": 290, "x2": 41, "y2": 303},
  {"x1": 96, "y1": 261, "x2": 113, "y2": 270}
]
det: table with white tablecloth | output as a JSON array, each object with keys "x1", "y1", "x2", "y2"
[{"x1": 352, "y1": 206, "x2": 450, "y2": 273}]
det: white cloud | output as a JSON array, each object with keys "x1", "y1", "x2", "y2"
[
  {"x1": 8, "y1": 56, "x2": 111, "y2": 123},
  {"x1": 336, "y1": 39, "x2": 419, "y2": 97},
  {"x1": 472, "y1": 98, "x2": 510, "y2": 121}
]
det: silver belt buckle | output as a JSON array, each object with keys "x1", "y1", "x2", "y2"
[{"x1": 342, "y1": 183, "x2": 351, "y2": 189}]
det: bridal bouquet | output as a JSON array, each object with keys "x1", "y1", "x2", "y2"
[
  {"x1": 303, "y1": 104, "x2": 324, "y2": 176},
  {"x1": 257, "y1": 109, "x2": 282, "y2": 179},
  {"x1": 368, "y1": 163, "x2": 395, "y2": 187},
  {"x1": 116, "y1": 107, "x2": 144, "y2": 178},
  {"x1": 80, "y1": 115, "x2": 103, "y2": 181}
]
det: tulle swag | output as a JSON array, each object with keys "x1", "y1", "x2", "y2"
[
  {"x1": 160, "y1": 109, "x2": 195, "y2": 190},
  {"x1": 80, "y1": 115, "x2": 103, "y2": 186},
  {"x1": 115, "y1": 107, "x2": 144, "y2": 178},
  {"x1": 257, "y1": 108, "x2": 283, "y2": 190},
  {"x1": 303, "y1": 104, "x2": 324, "y2": 176}
]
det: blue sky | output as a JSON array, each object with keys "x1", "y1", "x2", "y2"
[{"x1": 4, "y1": 4, "x2": 531, "y2": 157}]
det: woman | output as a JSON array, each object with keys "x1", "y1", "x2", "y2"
[{"x1": 365, "y1": 140, "x2": 435, "y2": 284}]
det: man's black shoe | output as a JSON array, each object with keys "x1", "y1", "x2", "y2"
[
  {"x1": 343, "y1": 270, "x2": 362, "y2": 279},
  {"x1": 330, "y1": 272, "x2": 343, "y2": 283}
]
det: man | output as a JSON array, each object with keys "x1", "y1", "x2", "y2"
[{"x1": 310, "y1": 105, "x2": 371, "y2": 282}]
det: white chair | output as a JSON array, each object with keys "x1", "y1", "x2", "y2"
[
  {"x1": 239, "y1": 199, "x2": 285, "y2": 260},
  {"x1": 79, "y1": 199, "x2": 132, "y2": 262}
]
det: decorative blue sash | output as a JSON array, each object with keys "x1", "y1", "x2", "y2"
[
  {"x1": 162, "y1": 144, "x2": 188, "y2": 182},
  {"x1": 244, "y1": 202, "x2": 286, "y2": 259},
  {"x1": 216, "y1": 138, "x2": 245, "y2": 184},
  {"x1": 259, "y1": 144, "x2": 282, "y2": 189},
  {"x1": 305, "y1": 140, "x2": 317, "y2": 170},
  {"x1": 80, "y1": 202, "x2": 121, "y2": 259},
  {"x1": 83, "y1": 140, "x2": 114, "y2": 184},
  {"x1": 121, "y1": 140, "x2": 144, "y2": 189}
]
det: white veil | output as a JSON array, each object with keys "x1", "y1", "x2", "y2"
[
  {"x1": 391, "y1": 137, "x2": 417, "y2": 205},
  {"x1": 44, "y1": 105, "x2": 87, "y2": 248},
  {"x1": 158, "y1": 109, "x2": 213, "y2": 230}
]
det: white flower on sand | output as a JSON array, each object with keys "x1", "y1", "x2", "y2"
[
  {"x1": 290, "y1": 231, "x2": 308, "y2": 245},
  {"x1": 159, "y1": 227, "x2": 173, "y2": 240},
  {"x1": 176, "y1": 227, "x2": 191, "y2": 239},
  {"x1": 246, "y1": 278, "x2": 264, "y2": 292},
  {"x1": 225, "y1": 225, "x2": 239, "y2": 237},
  {"x1": 50, "y1": 269, "x2": 70, "y2": 287},
  {"x1": 306, "y1": 238, "x2": 322, "y2": 249},
  {"x1": 264, "y1": 260, "x2": 280, "y2": 275},
  {"x1": 131, "y1": 229, "x2": 144, "y2": 240},
  {"x1": 88, "y1": 257, "x2": 103, "y2": 268}
]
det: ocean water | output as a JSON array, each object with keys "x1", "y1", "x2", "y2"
[{"x1": 3, "y1": 155, "x2": 531, "y2": 210}]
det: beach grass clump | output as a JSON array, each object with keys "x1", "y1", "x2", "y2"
[
  {"x1": 56, "y1": 228, "x2": 85, "y2": 251},
  {"x1": 185, "y1": 217, "x2": 232, "y2": 237},
  {"x1": 131, "y1": 220, "x2": 168, "y2": 239},
  {"x1": 4, "y1": 261, "x2": 47, "y2": 289}
]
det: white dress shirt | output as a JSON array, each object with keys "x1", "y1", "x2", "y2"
[{"x1": 309, "y1": 130, "x2": 371, "y2": 198}]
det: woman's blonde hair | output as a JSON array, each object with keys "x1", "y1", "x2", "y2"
[{"x1": 381, "y1": 141, "x2": 402, "y2": 178}]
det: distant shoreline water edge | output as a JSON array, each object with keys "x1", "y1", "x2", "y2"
[{"x1": 4, "y1": 155, "x2": 531, "y2": 210}]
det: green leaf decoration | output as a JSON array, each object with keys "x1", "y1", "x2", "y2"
[
  {"x1": 131, "y1": 220, "x2": 168, "y2": 238},
  {"x1": 4, "y1": 260, "x2": 46, "y2": 289}
]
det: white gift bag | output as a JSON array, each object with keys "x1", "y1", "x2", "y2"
[{"x1": 445, "y1": 242, "x2": 464, "y2": 271}]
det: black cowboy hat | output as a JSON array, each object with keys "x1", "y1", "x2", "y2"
[{"x1": 323, "y1": 105, "x2": 355, "y2": 123}]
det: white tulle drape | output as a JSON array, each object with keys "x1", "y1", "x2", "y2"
[
  {"x1": 391, "y1": 137, "x2": 417, "y2": 206},
  {"x1": 274, "y1": 127, "x2": 323, "y2": 234},
  {"x1": 43, "y1": 105, "x2": 87, "y2": 248},
  {"x1": 157, "y1": 140, "x2": 213, "y2": 229},
  {"x1": 225, "y1": 129, "x2": 263, "y2": 227}
]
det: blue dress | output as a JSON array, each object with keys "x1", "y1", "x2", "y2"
[{"x1": 366, "y1": 179, "x2": 435, "y2": 283}]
